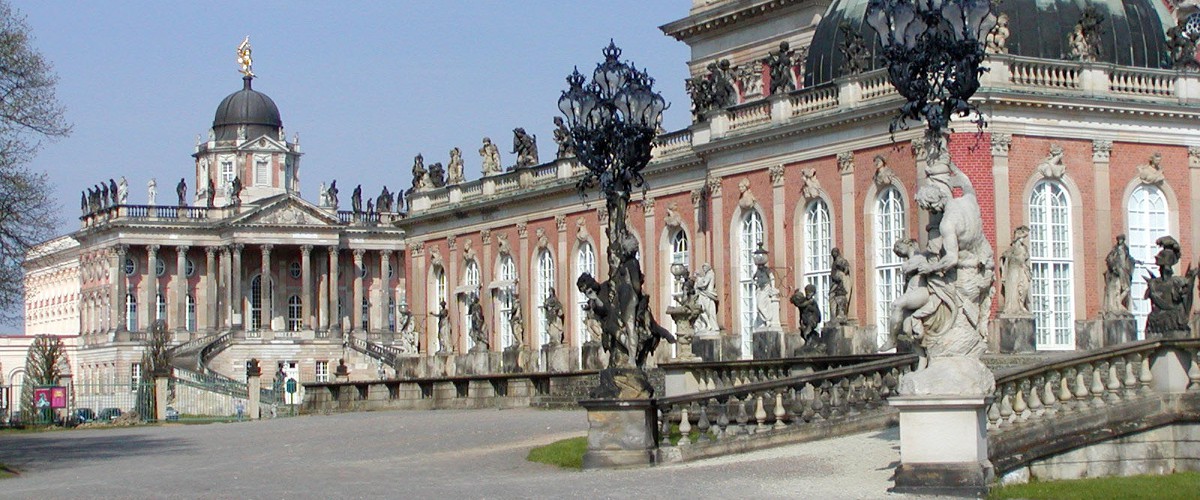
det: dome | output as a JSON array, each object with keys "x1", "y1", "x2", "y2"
[
  {"x1": 212, "y1": 76, "x2": 283, "y2": 142},
  {"x1": 803, "y1": 0, "x2": 1175, "y2": 87}
]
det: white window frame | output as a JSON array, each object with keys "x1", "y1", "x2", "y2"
[
  {"x1": 155, "y1": 290, "x2": 166, "y2": 322},
  {"x1": 874, "y1": 187, "x2": 906, "y2": 349},
  {"x1": 126, "y1": 293, "x2": 138, "y2": 331},
  {"x1": 254, "y1": 155, "x2": 270, "y2": 186},
  {"x1": 1127, "y1": 184, "x2": 1169, "y2": 338},
  {"x1": 536, "y1": 250, "x2": 555, "y2": 346},
  {"x1": 315, "y1": 360, "x2": 329, "y2": 383},
  {"x1": 1029, "y1": 180, "x2": 1075, "y2": 350},
  {"x1": 739, "y1": 210, "x2": 764, "y2": 358},
  {"x1": 804, "y1": 200, "x2": 833, "y2": 328},
  {"x1": 575, "y1": 242, "x2": 596, "y2": 349},
  {"x1": 186, "y1": 294, "x2": 196, "y2": 331},
  {"x1": 462, "y1": 260, "x2": 481, "y2": 349},
  {"x1": 497, "y1": 255, "x2": 517, "y2": 349},
  {"x1": 287, "y1": 295, "x2": 302, "y2": 332}
]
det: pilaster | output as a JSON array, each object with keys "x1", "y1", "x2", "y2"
[
  {"x1": 260, "y1": 244, "x2": 273, "y2": 331},
  {"x1": 113, "y1": 245, "x2": 127, "y2": 332},
  {"x1": 143, "y1": 245, "x2": 159, "y2": 330},
  {"x1": 1093, "y1": 140, "x2": 1113, "y2": 268},
  {"x1": 231, "y1": 244, "x2": 243, "y2": 330},
  {"x1": 837, "y1": 152, "x2": 857, "y2": 321},
  {"x1": 174, "y1": 245, "x2": 189, "y2": 332},
  {"x1": 353, "y1": 248, "x2": 365, "y2": 333},
  {"x1": 205, "y1": 246, "x2": 218, "y2": 331},
  {"x1": 329, "y1": 246, "x2": 340, "y2": 334},
  {"x1": 991, "y1": 134, "x2": 1013, "y2": 258},
  {"x1": 301, "y1": 245, "x2": 313, "y2": 331}
]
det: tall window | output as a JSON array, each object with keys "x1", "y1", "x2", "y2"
[
  {"x1": 315, "y1": 360, "x2": 329, "y2": 383},
  {"x1": 1127, "y1": 184, "x2": 1169, "y2": 337},
  {"x1": 130, "y1": 362, "x2": 141, "y2": 391},
  {"x1": 287, "y1": 295, "x2": 302, "y2": 332},
  {"x1": 220, "y1": 159, "x2": 234, "y2": 189},
  {"x1": 126, "y1": 293, "x2": 138, "y2": 331},
  {"x1": 388, "y1": 298, "x2": 397, "y2": 332},
  {"x1": 462, "y1": 260, "x2": 481, "y2": 349},
  {"x1": 575, "y1": 243, "x2": 596, "y2": 346},
  {"x1": 1030, "y1": 180, "x2": 1074, "y2": 349},
  {"x1": 497, "y1": 255, "x2": 517, "y2": 348},
  {"x1": 361, "y1": 297, "x2": 370, "y2": 331},
  {"x1": 186, "y1": 294, "x2": 197, "y2": 331},
  {"x1": 250, "y1": 275, "x2": 272, "y2": 331},
  {"x1": 155, "y1": 291, "x2": 166, "y2": 323},
  {"x1": 254, "y1": 157, "x2": 269, "y2": 186},
  {"x1": 739, "y1": 211, "x2": 765, "y2": 358},
  {"x1": 669, "y1": 230, "x2": 690, "y2": 299},
  {"x1": 536, "y1": 250, "x2": 556, "y2": 346},
  {"x1": 431, "y1": 266, "x2": 446, "y2": 336},
  {"x1": 804, "y1": 200, "x2": 832, "y2": 326},
  {"x1": 875, "y1": 187, "x2": 906, "y2": 348}
]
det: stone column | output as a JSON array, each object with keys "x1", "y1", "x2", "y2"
[
  {"x1": 329, "y1": 246, "x2": 341, "y2": 334},
  {"x1": 769, "y1": 165, "x2": 787, "y2": 324},
  {"x1": 219, "y1": 246, "x2": 231, "y2": 329},
  {"x1": 642, "y1": 201, "x2": 656, "y2": 317},
  {"x1": 352, "y1": 249, "x2": 365, "y2": 332},
  {"x1": 379, "y1": 250, "x2": 392, "y2": 331},
  {"x1": 1092, "y1": 140, "x2": 1113, "y2": 272},
  {"x1": 205, "y1": 246, "x2": 218, "y2": 332},
  {"x1": 301, "y1": 245, "x2": 313, "y2": 331},
  {"x1": 517, "y1": 223, "x2": 531, "y2": 347},
  {"x1": 318, "y1": 248, "x2": 329, "y2": 332},
  {"x1": 143, "y1": 244, "x2": 159, "y2": 330},
  {"x1": 113, "y1": 245, "x2": 128, "y2": 332},
  {"x1": 174, "y1": 245, "x2": 189, "y2": 332},
  {"x1": 231, "y1": 244, "x2": 243, "y2": 330},
  {"x1": 706, "y1": 177, "x2": 725, "y2": 327},
  {"x1": 1189, "y1": 147, "x2": 1200, "y2": 263},
  {"x1": 837, "y1": 152, "x2": 857, "y2": 322},
  {"x1": 555, "y1": 216, "x2": 569, "y2": 346},
  {"x1": 260, "y1": 244, "x2": 273, "y2": 331},
  {"x1": 991, "y1": 134, "x2": 1013, "y2": 259}
]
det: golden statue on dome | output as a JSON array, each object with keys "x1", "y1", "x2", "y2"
[{"x1": 237, "y1": 36, "x2": 254, "y2": 77}]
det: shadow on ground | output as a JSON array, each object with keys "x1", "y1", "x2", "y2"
[{"x1": 0, "y1": 432, "x2": 194, "y2": 472}]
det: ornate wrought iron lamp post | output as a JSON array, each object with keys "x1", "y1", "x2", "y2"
[
  {"x1": 865, "y1": 0, "x2": 996, "y2": 151},
  {"x1": 561, "y1": 42, "x2": 670, "y2": 399}
]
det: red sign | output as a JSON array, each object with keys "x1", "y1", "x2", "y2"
[
  {"x1": 50, "y1": 387, "x2": 67, "y2": 409},
  {"x1": 32, "y1": 388, "x2": 51, "y2": 409}
]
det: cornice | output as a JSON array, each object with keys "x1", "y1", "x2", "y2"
[{"x1": 660, "y1": 0, "x2": 810, "y2": 41}]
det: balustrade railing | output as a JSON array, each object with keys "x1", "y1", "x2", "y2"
[
  {"x1": 790, "y1": 84, "x2": 839, "y2": 116},
  {"x1": 664, "y1": 353, "x2": 897, "y2": 395},
  {"x1": 858, "y1": 71, "x2": 896, "y2": 101},
  {"x1": 652, "y1": 129, "x2": 694, "y2": 159},
  {"x1": 347, "y1": 334, "x2": 405, "y2": 368},
  {"x1": 653, "y1": 355, "x2": 918, "y2": 460},
  {"x1": 1008, "y1": 57, "x2": 1081, "y2": 90},
  {"x1": 728, "y1": 100, "x2": 772, "y2": 131},
  {"x1": 1110, "y1": 67, "x2": 1176, "y2": 97}
]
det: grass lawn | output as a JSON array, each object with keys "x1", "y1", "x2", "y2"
[
  {"x1": 526, "y1": 436, "x2": 587, "y2": 470},
  {"x1": 0, "y1": 463, "x2": 15, "y2": 479},
  {"x1": 990, "y1": 472, "x2": 1200, "y2": 499}
]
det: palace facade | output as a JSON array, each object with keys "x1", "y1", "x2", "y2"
[{"x1": 11, "y1": 0, "x2": 1200, "y2": 408}]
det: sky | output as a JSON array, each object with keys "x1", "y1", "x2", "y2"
[{"x1": 9, "y1": 1, "x2": 694, "y2": 332}]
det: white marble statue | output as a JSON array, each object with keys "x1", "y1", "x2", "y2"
[
  {"x1": 117, "y1": 177, "x2": 129, "y2": 205},
  {"x1": 693, "y1": 263, "x2": 720, "y2": 333},
  {"x1": 147, "y1": 178, "x2": 157, "y2": 205},
  {"x1": 318, "y1": 181, "x2": 329, "y2": 207}
]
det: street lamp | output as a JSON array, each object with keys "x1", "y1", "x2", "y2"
[
  {"x1": 560, "y1": 42, "x2": 669, "y2": 399},
  {"x1": 865, "y1": 0, "x2": 996, "y2": 148}
]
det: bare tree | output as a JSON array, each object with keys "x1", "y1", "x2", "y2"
[
  {"x1": 0, "y1": 0, "x2": 71, "y2": 321},
  {"x1": 20, "y1": 334, "x2": 67, "y2": 418}
]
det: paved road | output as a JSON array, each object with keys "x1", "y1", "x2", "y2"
[{"x1": 0, "y1": 409, "x2": 909, "y2": 499}]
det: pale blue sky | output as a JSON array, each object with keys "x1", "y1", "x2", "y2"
[
  {"x1": 19, "y1": 0, "x2": 692, "y2": 227},
  {"x1": 11, "y1": 1, "x2": 693, "y2": 332}
]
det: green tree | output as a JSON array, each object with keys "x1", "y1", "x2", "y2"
[{"x1": 0, "y1": 0, "x2": 71, "y2": 321}]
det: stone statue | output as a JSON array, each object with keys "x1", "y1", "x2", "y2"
[
  {"x1": 327, "y1": 181, "x2": 339, "y2": 209},
  {"x1": 433, "y1": 299, "x2": 452, "y2": 354},
  {"x1": 685, "y1": 59, "x2": 737, "y2": 120},
  {"x1": 80, "y1": 191, "x2": 87, "y2": 214},
  {"x1": 552, "y1": 117, "x2": 575, "y2": 159},
  {"x1": 176, "y1": 178, "x2": 187, "y2": 207},
  {"x1": 147, "y1": 178, "x2": 157, "y2": 205},
  {"x1": 542, "y1": 287, "x2": 565, "y2": 345},
  {"x1": 1037, "y1": 144, "x2": 1066, "y2": 179},
  {"x1": 790, "y1": 283, "x2": 822, "y2": 345},
  {"x1": 237, "y1": 36, "x2": 254, "y2": 77},
  {"x1": 512, "y1": 128, "x2": 539, "y2": 168},
  {"x1": 396, "y1": 301, "x2": 417, "y2": 353},
  {"x1": 365, "y1": 199, "x2": 374, "y2": 217},
  {"x1": 1103, "y1": 234, "x2": 1137, "y2": 315},
  {"x1": 317, "y1": 181, "x2": 328, "y2": 207},
  {"x1": 395, "y1": 188, "x2": 406, "y2": 213},
  {"x1": 116, "y1": 177, "x2": 128, "y2": 205},
  {"x1": 829, "y1": 247, "x2": 853, "y2": 323},
  {"x1": 998, "y1": 226, "x2": 1032, "y2": 315},
  {"x1": 100, "y1": 183, "x2": 109, "y2": 208},
  {"x1": 1069, "y1": 6, "x2": 1105, "y2": 62},
  {"x1": 351, "y1": 185, "x2": 362, "y2": 216},
  {"x1": 753, "y1": 245, "x2": 781, "y2": 330},
  {"x1": 1136, "y1": 152, "x2": 1166, "y2": 185},
  {"x1": 206, "y1": 178, "x2": 216, "y2": 208},
  {"x1": 838, "y1": 20, "x2": 871, "y2": 76},
  {"x1": 1166, "y1": 18, "x2": 1200, "y2": 71},
  {"x1": 885, "y1": 238, "x2": 937, "y2": 352},
  {"x1": 762, "y1": 41, "x2": 796, "y2": 95},
  {"x1": 467, "y1": 291, "x2": 488, "y2": 352},
  {"x1": 108, "y1": 178, "x2": 118, "y2": 205},
  {"x1": 428, "y1": 162, "x2": 446, "y2": 188},
  {"x1": 446, "y1": 147, "x2": 465, "y2": 185},
  {"x1": 508, "y1": 290, "x2": 524, "y2": 348},
  {"x1": 693, "y1": 263, "x2": 720, "y2": 334},
  {"x1": 229, "y1": 176, "x2": 243, "y2": 206},
  {"x1": 665, "y1": 268, "x2": 703, "y2": 359},
  {"x1": 479, "y1": 137, "x2": 501, "y2": 176},
  {"x1": 986, "y1": 12, "x2": 1010, "y2": 54},
  {"x1": 411, "y1": 154, "x2": 428, "y2": 191},
  {"x1": 1144, "y1": 235, "x2": 1197, "y2": 336},
  {"x1": 197, "y1": 159, "x2": 209, "y2": 200},
  {"x1": 377, "y1": 186, "x2": 392, "y2": 213}
]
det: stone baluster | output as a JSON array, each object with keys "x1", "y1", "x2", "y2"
[
  {"x1": 1012, "y1": 381, "x2": 1028, "y2": 422},
  {"x1": 1042, "y1": 374, "x2": 1058, "y2": 416},
  {"x1": 1139, "y1": 353, "x2": 1154, "y2": 394},
  {"x1": 1106, "y1": 361, "x2": 1123, "y2": 402},
  {"x1": 812, "y1": 384, "x2": 827, "y2": 421},
  {"x1": 1058, "y1": 369, "x2": 1074, "y2": 409},
  {"x1": 716, "y1": 398, "x2": 730, "y2": 439},
  {"x1": 797, "y1": 384, "x2": 815, "y2": 423},
  {"x1": 659, "y1": 408, "x2": 672, "y2": 447},
  {"x1": 1027, "y1": 377, "x2": 1044, "y2": 417},
  {"x1": 1124, "y1": 355, "x2": 1139, "y2": 398},
  {"x1": 846, "y1": 377, "x2": 861, "y2": 416},
  {"x1": 678, "y1": 407, "x2": 692, "y2": 445},
  {"x1": 998, "y1": 384, "x2": 1014, "y2": 425},
  {"x1": 697, "y1": 403, "x2": 712, "y2": 442},
  {"x1": 735, "y1": 397, "x2": 749, "y2": 435},
  {"x1": 1188, "y1": 352, "x2": 1200, "y2": 391},
  {"x1": 1090, "y1": 362, "x2": 1106, "y2": 408},
  {"x1": 773, "y1": 392, "x2": 787, "y2": 429},
  {"x1": 986, "y1": 392, "x2": 1002, "y2": 430},
  {"x1": 754, "y1": 394, "x2": 767, "y2": 431},
  {"x1": 1073, "y1": 367, "x2": 1090, "y2": 410}
]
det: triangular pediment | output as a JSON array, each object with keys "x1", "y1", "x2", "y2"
[
  {"x1": 229, "y1": 194, "x2": 341, "y2": 226},
  {"x1": 235, "y1": 135, "x2": 289, "y2": 153}
]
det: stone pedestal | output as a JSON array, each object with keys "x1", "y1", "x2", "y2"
[
  {"x1": 889, "y1": 396, "x2": 993, "y2": 497},
  {"x1": 245, "y1": 373, "x2": 260, "y2": 421},
  {"x1": 434, "y1": 353, "x2": 457, "y2": 377},
  {"x1": 1077, "y1": 315, "x2": 1138, "y2": 350},
  {"x1": 992, "y1": 314, "x2": 1036, "y2": 353},
  {"x1": 580, "y1": 399, "x2": 657, "y2": 469},
  {"x1": 821, "y1": 323, "x2": 858, "y2": 355},
  {"x1": 541, "y1": 343, "x2": 571, "y2": 373},
  {"x1": 463, "y1": 350, "x2": 491, "y2": 375},
  {"x1": 154, "y1": 376, "x2": 170, "y2": 421},
  {"x1": 752, "y1": 329, "x2": 783, "y2": 359},
  {"x1": 582, "y1": 341, "x2": 607, "y2": 370},
  {"x1": 692, "y1": 333, "x2": 724, "y2": 362},
  {"x1": 502, "y1": 346, "x2": 527, "y2": 373},
  {"x1": 396, "y1": 356, "x2": 422, "y2": 378},
  {"x1": 1104, "y1": 315, "x2": 1138, "y2": 345}
]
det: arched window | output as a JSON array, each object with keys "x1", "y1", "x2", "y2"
[
  {"x1": 287, "y1": 295, "x2": 302, "y2": 332},
  {"x1": 496, "y1": 255, "x2": 517, "y2": 348},
  {"x1": 1029, "y1": 180, "x2": 1074, "y2": 349},
  {"x1": 738, "y1": 210, "x2": 765, "y2": 358},
  {"x1": 250, "y1": 275, "x2": 273, "y2": 331},
  {"x1": 462, "y1": 260, "x2": 481, "y2": 349},
  {"x1": 126, "y1": 293, "x2": 137, "y2": 331},
  {"x1": 1127, "y1": 184, "x2": 1169, "y2": 337},
  {"x1": 536, "y1": 250, "x2": 556, "y2": 346},
  {"x1": 874, "y1": 187, "x2": 906, "y2": 348},
  {"x1": 804, "y1": 200, "x2": 832, "y2": 326},
  {"x1": 429, "y1": 265, "x2": 446, "y2": 339},
  {"x1": 575, "y1": 242, "x2": 596, "y2": 346},
  {"x1": 155, "y1": 290, "x2": 166, "y2": 323},
  {"x1": 186, "y1": 294, "x2": 196, "y2": 331}
]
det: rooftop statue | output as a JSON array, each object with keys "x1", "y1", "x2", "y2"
[
  {"x1": 327, "y1": 180, "x2": 339, "y2": 209},
  {"x1": 411, "y1": 154, "x2": 428, "y2": 191},
  {"x1": 351, "y1": 185, "x2": 362, "y2": 216},
  {"x1": 237, "y1": 36, "x2": 254, "y2": 77},
  {"x1": 428, "y1": 162, "x2": 446, "y2": 188},
  {"x1": 147, "y1": 178, "x2": 157, "y2": 205},
  {"x1": 317, "y1": 181, "x2": 328, "y2": 207},
  {"x1": 176, "y1": 178, "x2": 187, "y2": 207},
  {"x1": 512, "y1": 127, "x2": 539, "y2": 168},
  {"x1": 762, "y1": 41, "x2": 796, "y2": 95},
  {"x1": 229, "y1": 176, "x2": 243, "y2": 207},
  {"x1": 479, "y1": 137, "x2": 502, "y2": 176},
  {"x1": 446, "y1": 148, "x2": 465, "y2": 185},
  {"x1": 552, "y1": 117, "x2": 575, "y2": 159}
]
